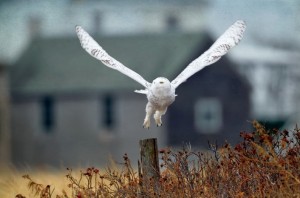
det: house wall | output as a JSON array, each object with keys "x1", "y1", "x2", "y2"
[
  {"x1": 168, "y1": 59, "x2": 251, "y2": 147},
  {"x1": 116, "y1": 95, "x2": 166, "y2": 166},
  {"x1": 0, "y1": 65, "x2": 11, "y2": 166},
  {"x1": 11, "y1": 99, "x2": 39, "y2": 166},
  {"x1": 48, "y1": 95, "x2": 104, "y2": 167},
  {"x1": 11, "y1": 93, "x2": 166, "y2": 168}
]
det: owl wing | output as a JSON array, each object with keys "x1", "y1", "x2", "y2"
[
  {"x1": 171, "y1": 20, "x2": 246, "y2": 89},
  {"x1": 75, "y1": 26, "x2": 150, "y2": 88}
]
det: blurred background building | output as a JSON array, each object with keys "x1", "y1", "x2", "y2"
[{"x1": 0, "y1": 0, "x2": 299, "y2": 168}]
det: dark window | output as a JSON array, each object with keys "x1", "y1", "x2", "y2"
[
  {"x1": 102, "y1": 95, "x2": 115, "y2": 129},
  {"x1": 194, "y1": 98, "x2": 222, "y2": 134},
  {"x1": 41, "y1": 96, "x2": 54, "y2": 132}
]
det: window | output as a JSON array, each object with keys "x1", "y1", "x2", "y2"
[
  {"x1": 102, "y1": 95, "x2": 115, "y2": 129},
  {"x1": 194, "y1": 98, "x2": 222, "y2": 134},
  {"x1": 41, "y1": 96, "x2": 54, "y2": 132}
]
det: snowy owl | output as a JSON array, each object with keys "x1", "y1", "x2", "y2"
[{"x1": 75, "y1": 20, "x2": 246, "y2": 129}]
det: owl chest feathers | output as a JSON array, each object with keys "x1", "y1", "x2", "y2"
[{"x1": 147, "y1": 85, "x2": 175, "y2": 110}]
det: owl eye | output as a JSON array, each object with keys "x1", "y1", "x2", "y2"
[{"x1": 160, "y1": 81, "x2": 164, "y2": 84}]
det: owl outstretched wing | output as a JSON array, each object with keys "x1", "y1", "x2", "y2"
[
  {"x1": 75, "y1": 26, "x2": 150, "y2": 88},
  {"x1": 171, "y1": 20, "x2": 246, "y2": 89}
]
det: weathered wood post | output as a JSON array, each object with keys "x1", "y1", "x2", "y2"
[{"x1": 138, "y1": 138, "x2": 160, "y2": 195}]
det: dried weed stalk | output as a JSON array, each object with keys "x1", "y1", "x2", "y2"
[{"x1": 17, "y1": 121, "x2": 300, "y2": 197}]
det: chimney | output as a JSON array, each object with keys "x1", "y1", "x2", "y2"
[
  {"x1": 165, "y1": 14, "x2": 180, "y2": 32},
  {"x1": 28, "y1": 15, "x2": 41, "y2": 39},
  {"x1": 93, "y1": 10, "x2": 102, "y2": 35}
]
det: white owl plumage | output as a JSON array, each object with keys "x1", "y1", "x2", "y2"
[{"x1": 75, "y1": 20, "x2": 246, "y2": 128}]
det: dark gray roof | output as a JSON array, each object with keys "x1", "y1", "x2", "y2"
[{"x1": 11, "y1": 32, "x2": 207, "y2": 95}]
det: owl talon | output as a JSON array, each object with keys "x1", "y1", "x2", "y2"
[
  {"x1": 143, "y1": 119, "x2": 151, "y2": 129},
  {"x1": 155, "y1": 120, "x2": 162, "y2": 127}
]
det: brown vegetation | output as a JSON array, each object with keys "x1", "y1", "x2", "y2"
[{"x1": 15, "y1": 121, "x2": 300, "y2": 197}]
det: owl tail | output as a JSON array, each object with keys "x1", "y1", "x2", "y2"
[{"x1": 134, "y1": 89, "x2": 148, "y2": 94}]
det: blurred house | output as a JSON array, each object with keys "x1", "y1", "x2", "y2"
[
  {"x1": 2, "y1": 0, "x2": 300, "y2": 168},
  {"x1": 231, "y1": 45, "x2": 300, "y2": 130},
  {"x1": 10, "y1": 30, "x2": 251, "y2": 167},
  {"x1": 168, "y1": 44, "x2": 251, "y2": 146},
  {"x1": 205, "y1": 0, "x2": 300, "y2": 130}
]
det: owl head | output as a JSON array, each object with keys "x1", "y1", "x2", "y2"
[{"x1": 151, "y1": 77, "x2": 171, "y2": 90}]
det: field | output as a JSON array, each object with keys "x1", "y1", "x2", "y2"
[
  {"x1": 0, "y1": 167, "x2": 82, "y2": 197},
  {"x1": 2, "y1": 121, "x2": 300, "y2": 197}
]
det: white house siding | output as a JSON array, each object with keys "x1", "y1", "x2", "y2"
[
  {"x1": 11, "y1": 93, "x2": 166, "y2": 168},
  {"x1": 116, "y1": 94, "x2": 166, "y2": 166},
  {"x1": 54, "y1": 95, "x2": 106, "y2": 167},
  {"x1": 11, "y1": 99, "x2": 40, "y2": 166}
]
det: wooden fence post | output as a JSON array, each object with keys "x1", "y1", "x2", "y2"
[{"x1": 139, "y1": 138, "x2": 160, "y2": 195}]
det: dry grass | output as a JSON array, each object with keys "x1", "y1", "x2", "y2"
[
  {"x1": 0, "y1": 167, "x2": 72, "y2": 197},
  {"x1": 5, "y1": 121, "x2": 300, "y2": 197}
]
